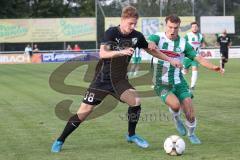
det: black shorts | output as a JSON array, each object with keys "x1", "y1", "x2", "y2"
[
  {"x1": 220, "y1": 51, "x2": 228, "y2": 59},
  {"x1": 82, "y1": 78, "x2": 134, "y2": 105}
]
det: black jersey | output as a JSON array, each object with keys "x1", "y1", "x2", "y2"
[
  {"x1": 217, "y1": 35, "x2": 231, "y2": 52},
  {"x1": 94, "y1": 26, "x2": 148, "y2": 83}
]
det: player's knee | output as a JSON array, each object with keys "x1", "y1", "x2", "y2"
[
  {"x1": 182, "y1": 69, "x2": 188, "y2": 75},
  {"x1": 134, "y1": 97, "x2": 141, "y2": 106},
  {"x1": 127, "y1": 97, "x2": 141, "y2": 106},
  {"x1": 170, "y1": 102, "x2": 181, "y2": 112},
  {"x1": 222, "y1": 57, "x2": 227, "y2": 62},
  {"x1": 192, "y1": 67, "x2": 198, "y2": 71},
  {"x1": 184, "y1": 98, "x2": 192, "y2": 104},
  {"x1": 166, "y1": 95, "x2": 181, "y2": 112},
  {"x1": 77, "y1": 103, "x2": 94, "y2": 121}
]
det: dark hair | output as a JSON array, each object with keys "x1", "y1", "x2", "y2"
[
  {"x1": 191, "y1": 21, "x2": 199, "y2": 26},
  {"x1": 121, "y1": 6, "x2": 139, "y2": 19},
  {"x1": 165, "y1": 15, "x2": 181, "y2": 24}
]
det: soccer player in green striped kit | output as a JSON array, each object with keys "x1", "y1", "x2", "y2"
[
  {"x1": 182, "y1": 22, "x2": 206, "y2": 91},
  {"x1": 148, "y1": 15, "x2": 223, "y2": 144}
]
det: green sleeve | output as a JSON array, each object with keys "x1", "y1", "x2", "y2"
[
  {"x1": 184, "y1": 42, "x2": 197, "y2": 60},
  {"x1": 184, "y1": 35, "x2": 188, "y2": 41},
  {"x1": 148, "y1": 34, "x2": 160, "y2": 45},
  {"x1": 201, "y1": 36, "x2": 205, "y2": 43}
]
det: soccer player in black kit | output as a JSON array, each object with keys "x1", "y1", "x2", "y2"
[
  {"x1": 217, "y1": 29, "x2": 232, "y2": 72},
  {"x1": 51, "y1": 6, "x2": 182, "y2": 152}
]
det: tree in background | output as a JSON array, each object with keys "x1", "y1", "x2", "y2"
[
  {"x1": 0, "y1": 0, "x2": 30, "y2": 18},
  {"x1": 0, "y1": 0, "x2": 95, "y2": 18}
]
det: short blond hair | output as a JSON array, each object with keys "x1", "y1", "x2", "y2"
[{"x1": 121, "y1": 6, "x2": 139, "y2": 19}]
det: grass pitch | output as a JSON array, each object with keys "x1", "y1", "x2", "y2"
[{"x1": 0, "y1": 59, "x2": 240, "y2": 160}]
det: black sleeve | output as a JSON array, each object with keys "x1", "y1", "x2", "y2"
[
  {"x1": 228, "y1": 36, "x2": 232, "y2": 43},
  {"x1": 136, "y1": 33, "x2": 148, "y2": 49},
  {"x1": 101, "y1": 28, "x2": 114, "y2": 45},
  {"x1": 217, "y1": 37, "x2": 220, "y2": 43}
]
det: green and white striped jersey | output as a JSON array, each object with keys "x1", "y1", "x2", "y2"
[
  {"x1": 184, "y1": 32, "x2": 204, "y2": 53},
  {"x1": 133, "y1": 47, "x2": 141, "y2": 58},
  {"x1": 148, "y1": 32, "x2": 197, "y2": 85}
]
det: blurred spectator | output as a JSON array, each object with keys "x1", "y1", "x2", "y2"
[
  {"x1": 24, "y1": 44, "x2": 32, "y2": 56},
  {"x1": 66, "y1": 44, "x2": 72, "y2": 50},
  {"x1": 33, "y1": 44, "x2": 39, "y2": 53},
  {"x1": 73, "y1": 44, "x2": 81, "y2": 51}
]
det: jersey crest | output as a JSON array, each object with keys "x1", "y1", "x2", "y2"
[{"x1": 132, "y1": 38, "x2": 138, "y2": 45}]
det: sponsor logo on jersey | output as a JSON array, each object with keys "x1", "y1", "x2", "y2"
[
  {"x1": 161, "y1": 89, "x2": 168, "y2": 97},
  {"x1": 115, "y1": 38, "x2": 120, "y2": 43},
  {"x1": 159, "y1": 49, "x2": 180, "y2": 58},
  {"x1": 191, "y1": 41, "x2": 201, "y2": 45}
]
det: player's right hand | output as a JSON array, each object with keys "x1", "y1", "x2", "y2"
[
  {"x1": 170, "y1": 59, "x2": 183, "y2": 68},
  {"x1": 120, "y1": 47, "x2": 134, "y2": 56}
]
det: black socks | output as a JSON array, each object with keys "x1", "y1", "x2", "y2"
[
  {"x1": 128, "y1": 105, "x2": 141, "y2": 137},
  {"x1": 58, "y1": 114, "x2": 82, "y2": 142},
  {"x1": 221, "y1": 60, "x2": 225, "y2": 69},
  {"x1": 57, "y1": 105, "x2": 142, "y2": 141}
]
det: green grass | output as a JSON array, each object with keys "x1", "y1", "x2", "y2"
[{"x1": 0, "y1": 59, "x2": 240, "y2": 160}]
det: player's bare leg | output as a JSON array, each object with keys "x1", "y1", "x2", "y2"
[
  {"x1": 165, "y1": 94, "x2": 186, "y2": 136},
  {"x1": 190, "y1": 66, "x2": 198, "y2": 91},
  {"x1": 181, "y1": 98, "x2": 201, "y2": 144},
  {"x1": 120, "y1": 89, "x2": 149, "y2": 148},
  {"x1": 220, "y1": 56, "x2": 227, "y2": 73}
]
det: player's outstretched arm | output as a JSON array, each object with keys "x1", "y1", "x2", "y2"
[
  {"x1": 99, "y1": 45, "x2": 134, "y2": 59},
  {"x1": 144, "y1": 42, "x2": 182, "y2": 68},
  {"x1": 144, "y1": 47, "x2": 182, "y2": 68},
  {"x1": 195, "y1": 55, "x2": 224, "y2": 74}
]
